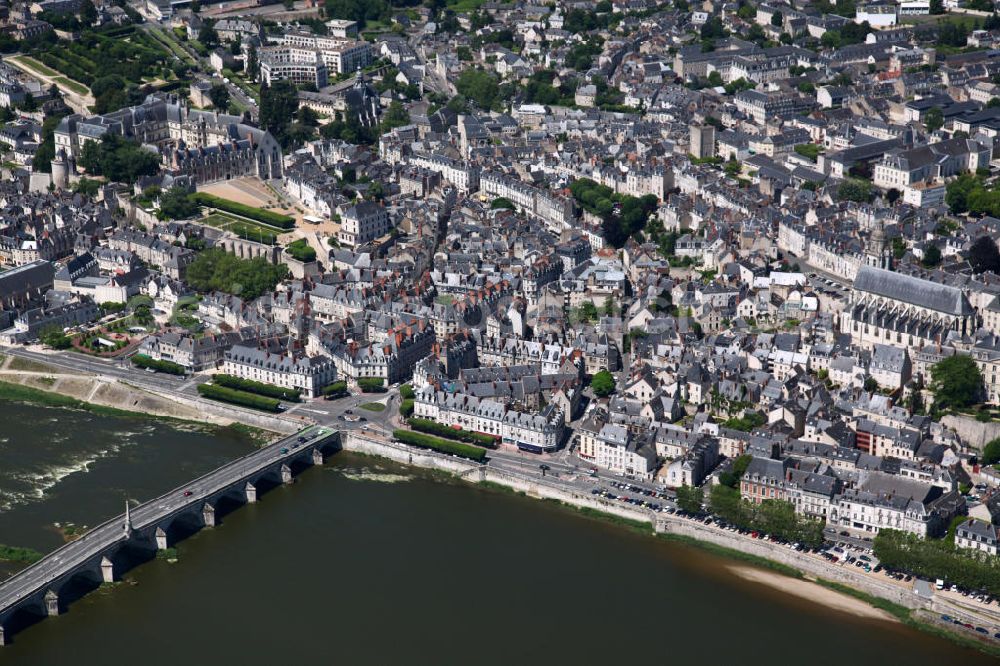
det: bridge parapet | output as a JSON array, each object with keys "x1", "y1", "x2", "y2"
[{"x1": 0, "y1": 428, "x2": 341, "y2": 645}]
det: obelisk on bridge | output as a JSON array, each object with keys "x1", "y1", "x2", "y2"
[{"x1": 123, "y1": 500, "x2": 133, "y2": 540}]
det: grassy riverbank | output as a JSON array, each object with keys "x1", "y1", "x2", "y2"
[
  {"x1": 0, "y1": 380, "x2": 277, "y2": 443},
  {"x1": 0, "y1": 379, "x2": 142, "y2": 418}
]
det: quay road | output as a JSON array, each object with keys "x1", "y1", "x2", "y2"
[{"x1": 0, "y1": 424, "x2": 337, "y2": 645}]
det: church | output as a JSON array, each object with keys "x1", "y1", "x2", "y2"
[
  {"x1": 841, "y1": 267, "x2": 976, "y2": 351},
  {"x1": 840, "y1": 218, "x2": 977, "y2": 350}
]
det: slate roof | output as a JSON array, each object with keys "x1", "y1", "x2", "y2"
[{"x1": 854, "y1": 266, "x2": 974, "y2": 316}]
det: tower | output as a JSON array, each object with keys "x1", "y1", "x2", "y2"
[
  {"x1": 51, "y1": 148, "x2": 69, "y2": 190},
  {"x1": 866, "y1": 218, "x2": 892, "y2": 270},
  {"x1": 690, "y1": 124, "x2": 716, "y2": 160},
  {"x1": 123, "y1": 499, "x2": 133, "y2": 539}
]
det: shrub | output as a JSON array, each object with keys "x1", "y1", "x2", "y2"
[
  {"x1": 0, "y1": 544, "x2": 43, "y2": 563},
  {"x1": 211, "y1": 374, "x2": 300, "y2": 401},
  {"x1": 407, "y1": 418, "x2": 499, "y2": 448},
  {"x1": 358, "y1": 377, "x2": 387, "y2": 393},
  {"x1": 285, "y1": 238, "x2": 316, "y2": 262},
  {"x1": 131, "y1": 354, "x2": 186, "y2": 375},
  {"x1": 190, "y1": 192, "x2": 294, "y2": 228},
  {"x1": 400, "y1": 398, "x2": 414, "y2": 418},
  {"x1": 399, "y1": 383, "x2": 415, "y2": 400},
  {"x1": 392, "y1": 429, "x2": 487, "y2": 462},
  {"x1": 321, "y1": 380, "x2": 348, "y2": 398},
  {"x1": 197, "y1": 383, "x2": 281, "y2": 412}
]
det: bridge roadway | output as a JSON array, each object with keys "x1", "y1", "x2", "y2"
[{"x1": 0, "y1": 425, "x2": 341, "y2": 645}]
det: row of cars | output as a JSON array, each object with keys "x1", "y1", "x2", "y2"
[
  {"x1": 939, "y1": 614, "x2": 999, "y2": 639},
  {"x1": 590, "y1": 487, "x2": 665, "y2": 512}
]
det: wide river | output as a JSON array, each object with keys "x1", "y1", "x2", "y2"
[{"x1": 0, "y1": 399, "x2": 994, "y2": 665}]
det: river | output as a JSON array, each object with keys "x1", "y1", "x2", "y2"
[{"x1": 0, "y1": 401, "x2": 994, "y2": 665}]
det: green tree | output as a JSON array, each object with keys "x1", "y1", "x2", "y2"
[
  {"x1": 982, "y1": 438, "x2": 1000, "y2": 465},
  {"x1": 380, "y1": 100, "x2": 410, "y2": 132},
  {"x1": 79, "y1": 0, "x2": 98, "y2": 24},
  {"x1": 455, "y1": 69, "x2": 501, "y2": 110},
  {"x1": 930, "y1": 0, "x2": 944, "y2": 13},
  {"x1": 603, "y1": 296, "x2": 615, "y2": 316},
  {"x1": 185, "y1": 248, "x2": 289, "y2": 299},
  {"x1": 259, "y1": 80, "x2": 300, "y2": 147},
  {"x1": 198, "y1": 21, "x2": 219, "y2": 48},
  {"x1": 922, "y1": 244, "x2": 942, "y2": 268},
  {"x1": 930, "y1": 355, "x2": 983, "y2": 409},
  {"x1": 675, "y1": 485, "x2": 705, "y2": 514},
  {"x1": 837, "y1": 178, "x2": 873, "y2": 203},
  {"x1": 246, "y1": 45, "x2": 259, "y2": 80},
  {"x1": 771, "y1": 10, "x2": 783, "y2": 26},
  {"x1": 590, "y1": 370, "x2": 615, "y2": 397},
  {"x1": 158, "y1": 187, "x2": 198, "y2": 220},
  {"x1": 39, "y1": 325, "x2": 72, "y2": 349},
  {"x1": 77, "y1": 133, "x2": 160, "y2": 184},
  {"x1": 924, "y1": 106, "x2": 944, "y2": 133},
  {"x1": 969, "y1": 235, "x2": 1000, "y2": 274},
  {"x1": 208, "y1": 84, "x2": 230, "y2": 110}
]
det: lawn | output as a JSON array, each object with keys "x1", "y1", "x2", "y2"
[
  {"x1": 7, "y1": 357, "x2": 57, "y2": 373},
  {"x1": 446, "y1": 0, "x2": 487, "y2": 11},
  {"x1": 145, "y1": 26, "x2": 197, "y2": 65},
  {"x1": 13, "y1": 55, "x2": 58, "y2": 77},
  {"x1": 200, "y1": 213, "x2": 280, "y2": 245},
  {"x1": 54, "y1": 77, "x2": 90, "y2": 95},
  {"x1": 360, "y1": 402, "x2": 387, "y2": 412}
]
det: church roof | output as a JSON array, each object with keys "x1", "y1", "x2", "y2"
[{"x1": 854, "y1": 266, "x2": 974, "y2": 317}]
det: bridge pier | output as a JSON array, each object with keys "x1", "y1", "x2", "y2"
[
  {"x1": 312, "y1": 448, "x2": 324, "y2": 465},
  {"x1": 155, "y1": 527, "x2": 168, "y2": 550},
  {"x1": 44, "y1": 590, "x2": 59, "y2": 617},
  {"x1": 281, "y1": 464, "x2": 293, "y2": 484},
  {"x1": 101, "y1": 556, "x2": 115, "y2": 583},
  {"x1": 245, "y1": 482, "x2": 257, "y2": 504},
  {"x1": 202, "y1": 503, "x2": 216, "y2": 528}
]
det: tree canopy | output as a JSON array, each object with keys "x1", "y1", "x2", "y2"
[
  {"x1": 981, "y1": 438, "x2": 1000, "y2": 466},
  {"x1": 969, "y1": 235, "x2": 1000, "y2": 274},
  {"x1": 184, "y1": 248, "x2": 289, "y2": 299},
  {"x1": 78, "y1": 133, "x2": 160, "y2": 184},
  {"x1": 159, "y1": 187, "x2": 199, "y2": 220},
  {"x1": 259, "y1": 80, "x2": 300, "y2": 147},
  {"x1": 590, "y1": 370, "x2": 615, "y2": 397},
  {"x1": 930, "y1": 355, "x2": 983, "y2": 410},
  {"x1": 455, "y1": 69, "x2": 502, "y2": 111}
]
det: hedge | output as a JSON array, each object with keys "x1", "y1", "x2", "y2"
[
  {"x1": 322, "y1": 381, "x2": 348, "y2": 398},
  {"x1": 407, "y1": 418, "x2": 499, "y2": 448},
  {"x1": 211, "y1": 374, "x2": 300, "y2": 402},
  {"x1": 191, "y1": 193, "x2": 295, "y2": 229},
  {"x1": 358, "y1": 377, "x2": 387, "y2": 393},
  {"x1": 392, "y1": 429, "x2": 487, "y2": 462},
  {"x1": 197, "y1": 383, "x2": 281, "y2": 412},
  {"x1": 286, "y1": 238, "x2": 317, "y2": 262},
  {"x1": 131, "y1": 354, "x2": 186, "y2": 375}
]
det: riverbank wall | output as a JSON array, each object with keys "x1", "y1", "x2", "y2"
[{"x1": 0, "y1": 365, "x2": 303, "y2": 434}]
